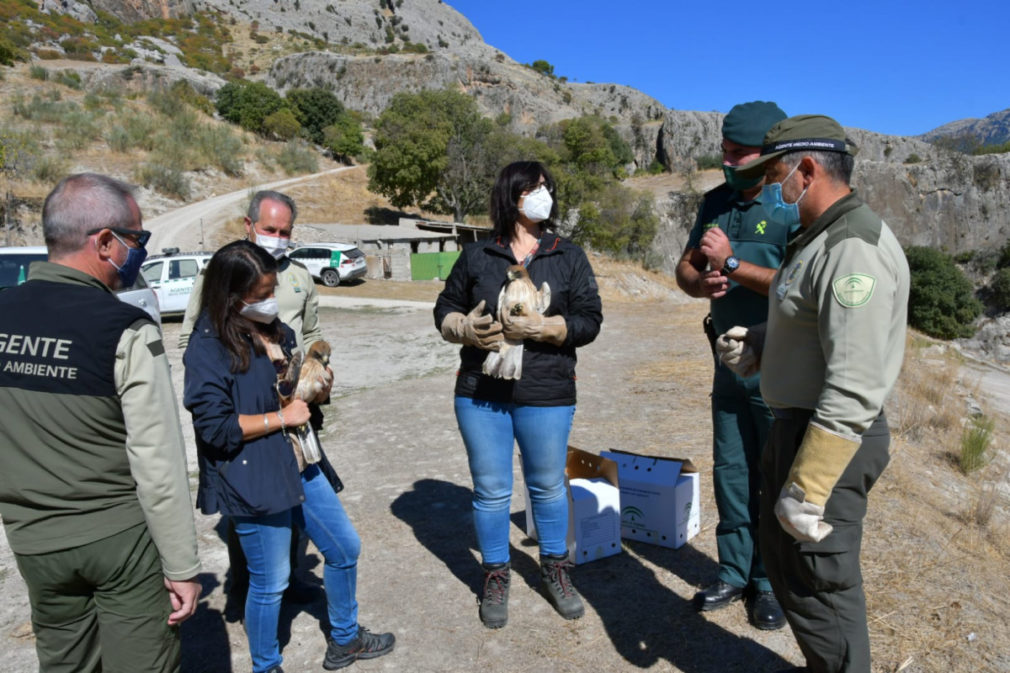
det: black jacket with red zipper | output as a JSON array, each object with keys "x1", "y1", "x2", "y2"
[{"x1": 433, "y1": 232, "x2": 603, "y2": 406}]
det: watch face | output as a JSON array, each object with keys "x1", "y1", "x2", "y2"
[{"x1": 725, "y1": 256, "x2": 740, "y2": 273}]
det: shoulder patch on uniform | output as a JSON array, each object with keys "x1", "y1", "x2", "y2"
[
  {"x1": 147, "y1": 339, "x2": 166, "y2": 357},
  {"x1": 832, "y1": 273, "x2": 876, "y2": 307}
]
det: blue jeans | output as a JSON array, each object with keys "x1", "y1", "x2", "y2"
[
  {"x1": 454, "y1": 397, "x2": 574, "y2": 565},
  {"x1": 233, "y1": 464, "x2": 361, "y2": 673}
]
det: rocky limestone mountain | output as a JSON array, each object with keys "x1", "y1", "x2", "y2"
[
  {"x1": 35, "y1": 0, "x2": 1010, "y2": 271},
  {"x1": 41, "y1": 0, "x2": 194, "y2": 22},
  {"x1": 195, "y1": 0, "x2": 495, "y2": 59},
  {"x1": 921, "y1": 108, "x2": 1010, "y2": 147}
]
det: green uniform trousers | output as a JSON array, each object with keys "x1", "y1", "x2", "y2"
[
  {"x1": 13, "y1": 522, "x2": 181, "y2": 673},
  {"x1": 760, "y1": 409, "x2": 890, "y2": 673},
  {"x1": 711, "y1": 366, "x2": 773, "y2": 592}
]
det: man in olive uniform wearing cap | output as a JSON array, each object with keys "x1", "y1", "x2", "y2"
[
  {"x1": 676, "y1": 101, "x2": 787, "y2": 630},
  {"x1": 718, "y1": 115, "x2": 909, "y2": 672}
]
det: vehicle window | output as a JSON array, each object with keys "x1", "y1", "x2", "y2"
[
  {"x1": 0, "y1": 253, "x2": 47, "y2": 288},
  {"x1": 169, "y1": 258, "x2": 199, "y2": 280},
  {"x1": 346, "y1": 248, "x2": 364, "y2": 259},
  {"x1": 141, "y1": 261, "x2": 164, "y2": 284}
]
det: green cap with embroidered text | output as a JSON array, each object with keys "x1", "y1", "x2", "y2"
[{"x1": 736, "y1": 114, "x2": 856, "y2": 177}]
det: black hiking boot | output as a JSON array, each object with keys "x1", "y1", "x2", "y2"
[
  {"x1": 479, "y1": 562, "x2": 510, "y2": 629},
  {"x1": 323, "y1": 626, "x2": 395, "y2": 670},
  {"x1": 540, "y1": 553, "x2": 584, "y2": 620}
]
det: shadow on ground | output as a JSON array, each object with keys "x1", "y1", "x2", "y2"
[{"x1": 392, "y1": 478, "x2": 792, "y2": 673}]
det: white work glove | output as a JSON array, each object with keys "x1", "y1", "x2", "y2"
[
  {"x1": 774, "y1": 483, "x2": 832, "y2": 543},
  {"x1": 716, "y1": 325, "x2": 760, "y2": 377}
]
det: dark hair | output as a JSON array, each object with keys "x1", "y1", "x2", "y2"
[
  {"x1": 43, "y1": 173, "x2": 137, "y2": 258},
  {"x1": 489, "y1": 161, "x2": 558, "y2": 243},
  {"x1": 200, "y1": 240, "x2": 282, "y2": 372},
  {"x1": 781, "y1": 150, "x2": 855, "y2": 185},
  {"x1": 248, "y1": 190, "x2": 297, "y2": 224}
]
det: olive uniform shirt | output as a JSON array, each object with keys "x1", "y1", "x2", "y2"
[{"x1": 760, "y1": 191, "x2": 910, "y2": 441}]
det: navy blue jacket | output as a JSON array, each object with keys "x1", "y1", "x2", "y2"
[
  {"x1": 433, "y1": 233, "x2": 603, "y2": 406},
  {"x1": 183, "y1": 314, "x2": 340, "y2": 517}
]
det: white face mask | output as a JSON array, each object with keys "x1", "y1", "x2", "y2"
[
  {"x1": 255, "y1": 233, "x2": 289, "y2": 259},
  {"x1": 521, "y1": 185, "x2": 553, "y2": 223},
  {"x1": 240, "y1": 297, "x2": 279, "y2": 324}
]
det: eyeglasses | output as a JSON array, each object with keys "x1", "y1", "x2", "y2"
[{"x1": 87, "y1": 227, "x2": 152, "y2": 249}]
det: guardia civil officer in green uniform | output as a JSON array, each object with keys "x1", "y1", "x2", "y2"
[
  {"x1": 0, "y1": 173, "x2": 201, "y2": 672},
  {"x1": 675, "y1": 100, "x2": 788, "y2": 630},
  {"x1": 718, "y1": 115, "x2": 910, "y2": 673}
]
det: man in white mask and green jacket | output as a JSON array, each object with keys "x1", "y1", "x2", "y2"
[{"x1": 179, "y1": 190, "x2": 322, "y2": 353}]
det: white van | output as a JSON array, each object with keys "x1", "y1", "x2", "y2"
[
  {"x1": 0, "y1": 245, "x2": 161, "y2": 324},
  {"x1": 140, "y1": 249, "x2": 213, "y2": 316}
]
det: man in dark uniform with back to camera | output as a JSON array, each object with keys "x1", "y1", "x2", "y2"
[
  {"x1": 718, "y1": 115, "x2": 910, "y2": 673},
  {"x1": 0, "y1": 173, "x2": 201, "y2": 672},
  {"x1": 676, "y1": 100, "x2": 788, "y2": 630}
]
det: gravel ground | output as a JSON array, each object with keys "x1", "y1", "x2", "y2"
[
  {"x1": 5, "y1": 283, "x2": 1009, "y2": 672},
  {"x1": 0, "y1": 291, "x2": 808, "y2": 673}
]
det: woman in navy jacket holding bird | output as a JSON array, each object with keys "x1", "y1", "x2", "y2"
[
  {"x1": 434, "y1": 160, "x2": 603, "y2": 629},
  {"x1": 184, "y1": 240, "x2": 393, "y2": 673}
]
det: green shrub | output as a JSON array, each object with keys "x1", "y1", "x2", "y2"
[
  {"x1": 216, "y1": 80, "x2": 287, "y2": 135},
  {"x1": 695, "y1": 153, "x2": 722, "y2": 170},
  {"x1": 998, "y1": 241, "x2": 1010, "y2": 270},
  {"x1": 31, "y1": 155, "x2": 67, "y2": 183},
  {"x1": 30, "y1": 65, "x2": 48, "y2": 81},
  {"x1": 275, "y1": 140, "x2": 318, "y2": 175},
  {"x1": 55, "y1": 70, "x2": 82, "y2": 90},
  {"x1": 989, "y1": 268, "x2": 1010, "y2": 312},
  {"x1": 959, "y1": 414, "x2": 994, "y2": 474},
  {"x1": 906, "y1": 246, "x2": 983, "y2": 339},
  {"x1": 904, "y1": 153, "x2": 922, "y2": 164},
  {"x1": 0, "y1": 37, "x2": 27, "y2": 66},
  {"x1": 262, "y1": 108, "x2": 301, "y2": 141},
  {"x1": 55, "y1": 110, "x2": 100, "y2": 149},
  {"x1": 195, "y1": 125, "x2": 244, "y2": 176},
  {"x1": 137, "y1": 162, "x2": 190, "y2": 200}
]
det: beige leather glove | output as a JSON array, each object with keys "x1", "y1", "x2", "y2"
[
  {"x1": 502, "y1": 312, "x2": 567, "y2": 346},
  {"x1": 440, "y1": 300, "x2": 504, "y2": 351},
  {"x1": 775, "y1": 423, "x2": 861, "y2": 542}
]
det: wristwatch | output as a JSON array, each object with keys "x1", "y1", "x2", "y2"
[{"x1": 722, "y1": 255, "x2": 740, "y2": 276}]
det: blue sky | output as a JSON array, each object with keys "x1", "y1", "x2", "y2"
[{"x1": 445, "y1": 0, "x2": 1008, "y2": 138}]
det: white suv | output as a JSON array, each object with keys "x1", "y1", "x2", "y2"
[
  {"x1": 0, "y1": 245, "x2": 161, "y2": 324},
  {"x1": 140, "y1": 249, "x2": 213, "y2": 316},
  {"x1": 288, "y1": 243, "x2": 367, "y2": 287}
]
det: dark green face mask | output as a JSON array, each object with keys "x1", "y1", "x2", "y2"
[{"x1": 722, "y1": 164, "x2": 762, "y2": 192}]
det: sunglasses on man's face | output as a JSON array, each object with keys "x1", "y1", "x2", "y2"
[{"x1": 87, "y1": 227, "x2": 152, "y2": 249}]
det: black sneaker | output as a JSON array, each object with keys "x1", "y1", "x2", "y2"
[
  {"x1": 479, "y1": 562, "x2": 510, "y2": 629},
  {"x1": 539, "y1": 554, "x2": 584, "y2": 620},
  {"x1": 323, "y1": 626, "x2": 395, "y2": 670}
]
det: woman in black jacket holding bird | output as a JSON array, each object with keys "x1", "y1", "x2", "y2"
[{"x1": 434, "y1": 160, "x2": 603, "y2": 629}]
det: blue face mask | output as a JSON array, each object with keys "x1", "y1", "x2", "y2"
[
  {"x1": 108, "y1": 232, "x2": 148, "y2": 289},
  {"x1": 760, "y1": 163, "x2": 808, "y2": 230},
  {"x1": 722, "y1": 164, "x2": 762, "y2": 192}
]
